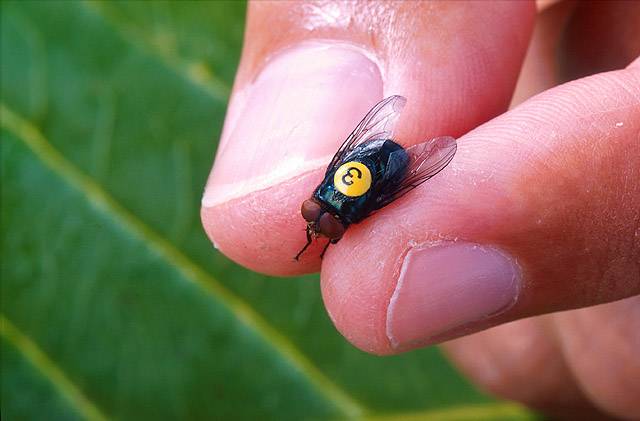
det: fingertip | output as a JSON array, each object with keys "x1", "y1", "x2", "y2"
[
  {"x1": 201, "y1": 41, "x2": 385, "y2": 275},
  {"x1": 320, "y1": 218, "x2": 408, "y2": 355},
  {"x1": 200, "y1": 171, "x2": 324, "y2": 277}
]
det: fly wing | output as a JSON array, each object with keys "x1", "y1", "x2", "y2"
[
  {"x1": 375, "y1": 136, "x2": 457, "y2": 209},
  {"x1": 325, "y1": 95, "x2": 407, "y2": 174}
]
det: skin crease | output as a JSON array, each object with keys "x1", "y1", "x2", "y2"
[{"x1": 201, "y1": 1, "x2": 640, "y2": 418}]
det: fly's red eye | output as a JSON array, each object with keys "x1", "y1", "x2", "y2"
[
  {"x1": 318, "y1": 213, "x2": 345, "y2": 240},
  {"x1": 301, "y1": 199, "x2": 322, "y2": 222}
]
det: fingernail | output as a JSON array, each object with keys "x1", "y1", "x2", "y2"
[
  {"x1": 202, "y1": 41, "x2": 383, "y2": 207},
  {"x1": 386, "y1": 243, "x2": 521, "y2": 349}
]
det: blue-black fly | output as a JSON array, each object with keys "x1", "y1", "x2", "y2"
[{"x1": 295, "y1": 95, "x2": 457, "y2": 260}]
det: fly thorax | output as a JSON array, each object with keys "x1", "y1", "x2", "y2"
[{"x1": 333, "y1": 161, "x2": 372, "y2": 197}]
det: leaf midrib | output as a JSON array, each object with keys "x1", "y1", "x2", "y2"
[
  {"x1": 81, "y1": 0, "x2": 231, "y2": 102},
  {"x1": 1, "y1": 314, "x2": 109, "y2": 421},
  {"x1": 0, "y1": 104, "x2": 366, "y2": 418}
]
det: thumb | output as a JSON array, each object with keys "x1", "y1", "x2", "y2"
[
  {"x1": 200, "y1": 1, "x2": 535, "y2": 275},
  {"x1": 321, "y1": 60, "x2": 640, "y2": 354}
]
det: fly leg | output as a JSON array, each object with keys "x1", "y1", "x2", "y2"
[
  {"x1": 294, "y1": 227, "x2": 313, "y2": 261},
  {"x1": 320, "y1": 238, "x2": 340, "y2": 260}
]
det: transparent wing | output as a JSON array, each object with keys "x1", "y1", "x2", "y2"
[
  {"x1": 375, "y1": 136, "x2": 457, "y2": 208},
  {"x1": 325, "y1": 95, "x2": 407, "y2": 173}
]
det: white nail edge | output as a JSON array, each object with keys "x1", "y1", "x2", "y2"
[{"x1": 201, "y1": 155, "x2": 332, "y2": 208}]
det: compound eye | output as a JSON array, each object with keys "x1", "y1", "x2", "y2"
[
  {"x1": 318, "y1": 213, "x2": 345, "y2": 240},
  {"x1": 301, "y1": 199, "x2": 322, "y2": 222}
]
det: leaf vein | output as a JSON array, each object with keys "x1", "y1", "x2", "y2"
[
  {"x1": 0, "y1": 104, "x2": 366, "y2": 418},
  {"x1": 364, "y1": 402, "x2": 535, "y2": 421},
  {"x1": 1, "y1": 314, "x2": 110, "y2": 421},
  {"x1": 81, "y1": 0, "x2": 231, "y2": 102}
]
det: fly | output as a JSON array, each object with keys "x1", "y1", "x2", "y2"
[{"x1": 295, "y1": 95, "x2": 457, "y2": 260}]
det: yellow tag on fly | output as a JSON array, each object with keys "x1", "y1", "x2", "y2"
[{"x1": 334, "y1": 161, "x2": 372, "y2": 197}]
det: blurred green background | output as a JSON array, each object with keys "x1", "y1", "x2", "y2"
[{"x1": 1, "y1": 1, "x2": 535, "y2": 420}]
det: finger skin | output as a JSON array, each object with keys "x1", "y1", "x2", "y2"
[
  {"x1": 559, "y1": 0, "x2": 640, "y2": 81},
  {"x1": 321, "y1": 65, "x2": 640, "y2": 354},
  {"x1": 443, "y1": 317, "x2": 604, "y2": 419},
  {"x1": 554, "y1": 296, "x2": 640, "y2": 419},
  {"x1": 442, "y1": 7, "x2": 640, "y2": 420},
  {"x1": 201, "y1": 1, "x2": 535, "y2": 275},
  {"x1": 511, "y1": 0, "x2": 576, "y2": 106},
  {"x1": 444, "y1": 297, "x2": 640, "y2": 419}
]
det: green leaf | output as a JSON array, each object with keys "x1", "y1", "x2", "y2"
[{"x1": 1, "y1": 1, "x2": 535, "y2": 420}]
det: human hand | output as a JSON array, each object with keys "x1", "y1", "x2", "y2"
[{"x1": 201, "y1": 1, "x2": 640, "y2": 418}]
